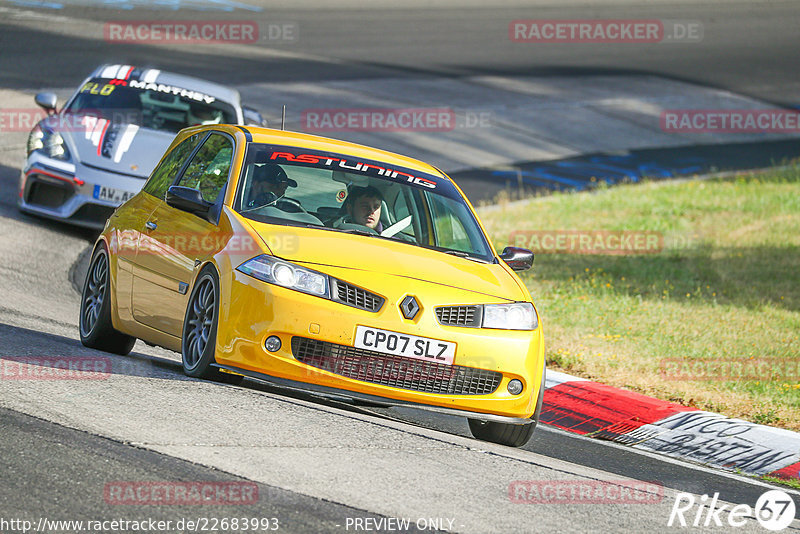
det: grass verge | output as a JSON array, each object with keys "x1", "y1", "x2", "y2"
[
  {"x1": 478, "y1": 166, "x2": 800, "y2": 430},
  {"x1": 761, "y1": 475, "x2": 800, "y2": 491}
]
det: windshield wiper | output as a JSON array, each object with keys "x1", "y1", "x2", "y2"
[
  {"x1": 442, "y1": 250, "x2": 491, "y2": 263},
  {"x1": 338, "y1": 228, "x2": 379, "y2": 237},
  {"x1": 304, "y1": 224, "x2": 380, "y2": 237},
  {"x1": 443, "y1": 250, "x2": 469, "y2": 257},
  {"x1": 306, "y1": 226, "x2": 487, "y2": 261},
  {"x1": 299, "y1": 224, "x2": 369, "y2": 235}
]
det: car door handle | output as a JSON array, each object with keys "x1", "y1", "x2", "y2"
[{"x1": 145, "y1": 221, "x2": 157, "y2": 231}]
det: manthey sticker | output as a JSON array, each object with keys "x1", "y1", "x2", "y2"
[
  {"x1": 128, "y1": 80, "x2": 216, "y2": 104},
  {"x1": 90, "y1": 66, "x2": 217, "y2": 104}
]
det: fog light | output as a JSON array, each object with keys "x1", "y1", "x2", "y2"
[
  {"x1": 507, "y1": 379, "x2": 524, "y2": 395},
  {"x1": 265, "y1": 336, "x2": 282, "y2": 352}
]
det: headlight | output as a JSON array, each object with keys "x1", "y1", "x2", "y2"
[
  {"x1": 237, "y1": 255, "x2": 328, "y2": 297},
  {"x1": 27, "y1": 123, "x2": 70, "y2": 161},
  {"x1": 27, "y1": 125, "x2": 44, "y2": 155},
  {"x1": 482, "y1": 302, "x2": 538, "y2": 330}
]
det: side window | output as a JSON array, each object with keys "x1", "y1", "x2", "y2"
[
  {"x1": 392, "y1": 189, "x2": 418, "y2": 239},
  {"x1": 428, "y1": 194, "x2": 472, "y2": 252},
  {"x1": 177, "y1": 133, "x2": 234, "y2": 203},
  {"x1": 142, "y1": 133, "x2": 202, "y2": 199}
]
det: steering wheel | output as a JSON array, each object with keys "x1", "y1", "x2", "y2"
[
  {"x1": 247, "y1": 192, "x2": 309, "y2": 214},
  {"x1": 275, "y1": 197, "x2": 310, "y2": 215},
  {"x1": 334, "y1": 221, "x2": 379, "y2": 234}
]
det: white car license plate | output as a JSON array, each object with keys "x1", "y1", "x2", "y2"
[
  {"x1": 354, "y1": 326, "x2": 455, "y2": 365},
  {"x1": 93, "y1": 185, "x2": 134, "y2": 204}
]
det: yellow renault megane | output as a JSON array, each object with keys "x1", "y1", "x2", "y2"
[{"x1": 80, "y1": 124, "x2": 545, "y2": 447}]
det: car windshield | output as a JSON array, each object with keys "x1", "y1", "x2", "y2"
[
  {"x1": 62, "y1": 77, "x2": 237, "y2": 133},
  {"x1": 234, "y1": 144, "x2": 495, "y2": 262}
]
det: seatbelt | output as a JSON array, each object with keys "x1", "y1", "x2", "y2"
[{"x1": 380, "y1": 215, "x2": 412, "y2": 238}]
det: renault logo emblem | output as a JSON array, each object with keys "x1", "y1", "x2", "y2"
[{"x1": 400, "y1": 295, "x2": 420, "y2": 320}]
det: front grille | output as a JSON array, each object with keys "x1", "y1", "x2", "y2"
[
  {"x1": 331, "y1": 279, "x2": 384, "y2": 312},
  {"x1": 292, "y1": 337, "x2": 501, "y2": 395},
  {"x1": 436, "y1": 305, "x2": 482, "y2": 327}
]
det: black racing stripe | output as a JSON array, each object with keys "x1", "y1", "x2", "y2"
[
  {"x1": 81, "y1": 161, "x2": 147, "y2": 179},
  {"x1": 236, "y1": 125, "x2": 252, "y2": 141}
]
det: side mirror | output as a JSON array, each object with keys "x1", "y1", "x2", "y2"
[
  {"x1": 243, "y1": 106, "x2": 268, "y2": 127},
  {"x1": 500, "y1": 246, "x2": 534, "y2": 271},
  {"x1": 166, "y1": 186, "x2": 213, "y2": 220},
  {"x1": 35, "y1": 92, "x2": 58, "y2": 115}
]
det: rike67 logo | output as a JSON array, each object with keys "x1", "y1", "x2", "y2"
[{"x1": 668, "y1": 489, "x2": 796, "y2": 531}]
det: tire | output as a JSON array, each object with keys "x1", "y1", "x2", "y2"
[
  {"x1": 181, "y1": 267, "x2": 243, "y2": 385},
  {"x1": 468, "y1": 417, "x2": 536, "y2": 448},
  {"x1": 79, "y1": 244, "x2": 136, "y2": 355},
  {"x1": 468, "y1": 370, "x2": 546, "y2": 448}
]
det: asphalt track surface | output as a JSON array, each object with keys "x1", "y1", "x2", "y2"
[
  {"x1": 1, "y1": 1, "x2": 800, "y2": 533},
  {"x1": 1, "y1": 0, "x2": 799, "y2": 106}
]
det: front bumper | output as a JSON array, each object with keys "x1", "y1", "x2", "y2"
[
  {"x1": 19, "y1": 156, "x2": 144, "y2": 229},
  {"x1": 215, "y1": 267, "x2": 546, "y2": 420},
  {"x1": 214, "y1": 363, "x2": 536, "y2": 424}
]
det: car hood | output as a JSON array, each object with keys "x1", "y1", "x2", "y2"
[
  {"x1": 244, "y1": 220, "x2": 527, "y2": 302},
  {"x1": 63, "y1": 119, "x2": 174, "y2": 178}
]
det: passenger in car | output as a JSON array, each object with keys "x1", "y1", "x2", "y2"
[{"x1": 247, "y1": 163, "x2": 297, "y2": 208}]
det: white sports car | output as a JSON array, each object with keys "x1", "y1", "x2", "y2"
[{"x1": 20, "y1": 64, "x2": 266, "y2": 229}]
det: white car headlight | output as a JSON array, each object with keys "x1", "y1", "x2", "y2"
[
  {"x1": 27, "y1": 123, "x2": 70, "y2": 161},
  {"x1": 482, "y1": 302, "x2": 538, "y2": 330},
  {"x1": 27, "y1": 125, "x2": 44, "y2": 155},
  {"x1": 237, "y1": 255, "x2": 328, "y2": 297}
]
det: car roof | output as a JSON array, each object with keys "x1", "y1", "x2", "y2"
[
  {"x1": 239, "y1": 126, "x2": 448, "y2": 178},
  {"x1": 88, "y1": 64, "x2": 241, "y2": 106}
]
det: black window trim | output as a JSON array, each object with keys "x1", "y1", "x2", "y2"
[
  {"x1": 174, "y1": 130, "x2": 237, "y2": 226},
  {"x1": 146, "y1": 129, "x2": 237, "y2": 226},
  {"x1": 143, "y1": 131, "x2": 210, "y2": 201}
]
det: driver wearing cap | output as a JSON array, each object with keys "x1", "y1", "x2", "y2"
[{"x1": 248, "y1": 163, "x2": 297, "y2": 208}]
